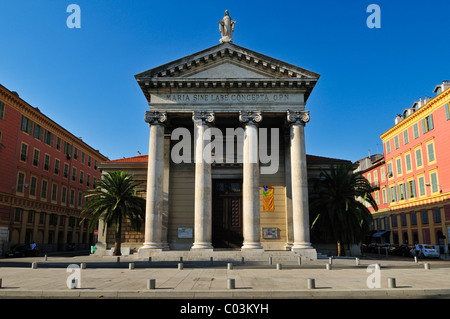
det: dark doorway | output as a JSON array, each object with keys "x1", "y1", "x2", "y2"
[{"x1": 212, "y1": 180, "x2": 243, "y2": 248}]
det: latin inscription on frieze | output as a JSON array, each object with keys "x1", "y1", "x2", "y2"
[{"x1": 151, "y1": 93, "x2": 302, "y2": 104}]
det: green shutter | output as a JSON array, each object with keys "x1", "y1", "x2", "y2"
[{"x1": 446, "y1": 103, "x2": 450, "y2": 120}]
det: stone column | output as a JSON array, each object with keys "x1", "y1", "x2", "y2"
[
  {"x1": 287, "y1": 110, "x2": 316, "y2": 258},
  {"x1": 139, "y1": 111, "x2": 167, "y2": 254},
  {"x1": 191, "y1": 111, "x2": 215, "y2": 249},
  {"x1": 239, "y1": 111, "x2": 263, "y2": 250}
]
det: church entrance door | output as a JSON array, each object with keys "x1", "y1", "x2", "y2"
[{"x1": 212, "y1": 180, "x2": 243, "y2": 248}]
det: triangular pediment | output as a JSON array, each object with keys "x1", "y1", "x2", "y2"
[{"x1": 135, "y1": 42, "x2": 319, "y2": 81}]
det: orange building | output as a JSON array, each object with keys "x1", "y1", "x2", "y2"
[
  {"x1": 360, "y1": 81, "x2": 450, "y2": 254},
  {"x1": 0, "y1": 84, "x2": 108, "y2": 255}
]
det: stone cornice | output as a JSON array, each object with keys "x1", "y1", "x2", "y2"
[{"x1": 380, "y1": 87, "x2": 450, "y2": 141}]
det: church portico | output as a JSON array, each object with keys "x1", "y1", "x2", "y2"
[{"x1": 97, "y1": 11, "x2": 326, "y2": 259}]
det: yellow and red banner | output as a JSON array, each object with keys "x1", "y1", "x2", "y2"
[{"x1": 263, "y1": 185, "x2": 274, "y2": 211}]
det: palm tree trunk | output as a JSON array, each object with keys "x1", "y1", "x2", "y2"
[
  {"x1": 113, "y1": 223, "x2": 122, "y2": 256},
  {"x1": 337, "y1": 240, "x2": 342, "y2": 256}
]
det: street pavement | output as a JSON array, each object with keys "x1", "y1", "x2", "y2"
[
  {"x1": 1, "y1": 253, "x2": 449, "y2": 317},
  {"x1": 1, "y1": 253, "x2": 450, "y2": 299}
]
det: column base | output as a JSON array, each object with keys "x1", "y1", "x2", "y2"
[
  {"x1": 292, "y1": 246, "x2": 317, "y2": 260},
  {"x1": 138, "y1": 244, "x2": 166, "y2": 258},
  {"x1": 241, "y1": 242, "x2": 263, "y2": 250},
  {"x1": 191, "y1": 242, "x2": 214, "y2": 249}
]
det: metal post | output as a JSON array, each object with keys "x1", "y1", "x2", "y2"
[
  {"x1": 388, "y1": 278, "x2": 396, "y2": 288},
  {"x1": 178, "y1": 263, "x2": 184, "y2": 270},
  {"x1": 148, "y1": 256, "x2": 152, "y2": 263},
  {"x1": 307, "y1": 278, "x2": 315, "y2": 289},
  {"x1": 81, "y1": 263, "x2": 86, "y2": 269},
  {"x1": 269, "y1": 257, "x2": 272, "y2": 265},
  {"x1": 298, "y1": 256, "x2": 302, "y2": 265},
  {"x1": 326, "y1": 263, "x2": 332, "y2": 270},
  {"x1": 227, "y1": 263, "x2": 233, "y2": 270},
  {"x1": 210, "y1": 257, "x2": 213, "y2": 265},
  {"x1": 31, "y1": 262, "x2": 38, "y2": 269},
  {"x1": 276, "y1": 263, "x2": 282, "y2": 270},
  {"x1": 129, "y1": 263, "x2": 135, "y2": 270},
  {"x1": 355, "y1": 257, "x2": 360, "y2": 266},
  {"x1": 227, "y1": 278, "x2": 235, "y2": 289},
  {"x1": 424, "y1": 263, "x2": 430, "y2": 270},
  {"x1": 147, "y1": 279, "x2": 156, "y2": 290}
]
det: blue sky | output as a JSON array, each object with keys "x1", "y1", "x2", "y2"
[{"x1": 1, "y1": 0, "x2": 449, "y2": 163}]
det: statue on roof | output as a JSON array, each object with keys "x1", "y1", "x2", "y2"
[{"x1": 219, "y1": 10, "x2": 235, "y2": 43}]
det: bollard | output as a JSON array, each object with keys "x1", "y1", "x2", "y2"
[
  {"x1": 424, "y1": 263, "x2": 430, "y2": 270},
  {"x1": 388, "y1": 278, "x2": 396, "y2": 288},
  {"x1": 178, "y1": 263, "x2": 184, "y2": 270},
  {"x1": 227, "y1": 263, "x2": 233, "y2": 270},
  {"x1": 269, "y1": 257, "x2": 272, "y2": 265},
  {"x1": 148, "y1": 257, "x2": 152, "y2": 264},
  {"x1": 227, "y1": 278, "x2": 235, "y2": 290},
  {"x1": 147, "y1": 279, "x2": 156, "y2": 290},
  {"x1": 180, "y1": 257, "x2": 183, "y2": 263},
  {"x1": 241, "y1": 257, "x2": 245, "y2": 264},
  {"x1": 0, "y1": 278, "x2": 2, "y2": 288},
  {"x1": 129, "y1": 263, "x2": 135, "y2": 270},
  {"x1": 210, "y1": 257, "x2": 214, "y2": 265},
  {"x1": 298, "y1": 256, "x2": 302, "y2": 265},
  {"x1": 276, "y1": 263, "x2": 282, "y2": 270},
  {"x1": 307, "y1": 278, "x2": 315, "y2": 289},
  {"x1": 116, "y1": 256, "x2": 120, "y2": 263},
  {"x1": 414, "y1": 256, "x2": 418, "y2": 263},
  {"x1": 31, "y1": 262, "x2": 38, "y2": 269},
  {"x1": 326, "y1": 263, "x2": 332, "y2": 270},
  {"x1": 44, "y1": 255, "x2": 47, "y2": 261},
  {"x1": 328, "y1": 257, "x2": 333, "y2": 265},
  {"x1": 81, "y1": 263, "x2": 86, "y2": 269},
  {"x1": 355, "y1": 257, "x2": 360, "y2": 266}
]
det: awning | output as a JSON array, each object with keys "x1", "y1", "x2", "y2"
[{"x1": 372, "y1": 230, "x2": 390, "y2": 238}]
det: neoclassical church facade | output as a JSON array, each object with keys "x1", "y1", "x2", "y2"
[{"x1": 95, "y1": 12, "x2": 350, "y2": 258}]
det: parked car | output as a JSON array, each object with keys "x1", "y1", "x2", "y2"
[
  {"x1": 6, "y1": 244, "x2": 39, "y2": 258},
  {"x1": 415, "y1": 244, "x2": 440, "y2": 258},
  {"x1": 392, "y1": 244, "x2": 413, "y2": 257}
]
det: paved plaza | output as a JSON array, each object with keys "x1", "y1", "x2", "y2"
[{"x1": 1, "y1": 253, "x2": 450, "y2": 299}]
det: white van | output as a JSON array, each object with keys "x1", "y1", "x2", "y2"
[{"x1": 415, "y1": 244, "x2": 440, "y2": 258}]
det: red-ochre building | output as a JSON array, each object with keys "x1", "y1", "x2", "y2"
[
  {"x1": 358, "y1": 81, "x2": 450, "y2": 253},
  {"x1": 0, "y1": 84, "x2": 108, "y2": 255}
]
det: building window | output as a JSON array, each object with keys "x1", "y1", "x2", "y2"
[
  {"x1": 407, "y1": 180, "x2": 416, "y2": 198},
  {"x1": 403, "y1": 130, "x2": 409, "y2": 145},
  {"x1": 30, "y1": 176, "x2": 37, "y2": 196},
  {"x1": 54, "y1": 159, "x2": 60, "y2": 175},
  {"x1": 422, "y1": 210, "x2": 429, "y2": 224},
  {"x1": 0, "y1": 101, "x2": 4, "y2": 119},
  {"x1": 44, "y1": 154, "x2": 50, "y2": 171},
  {"x1": 445, "y1": 103, "x2": 450, "y2": 120},
  {"x1": 434, "y1": 208, "x2": 441, "y2": 223},
  {"x1": 401, "y1": 214, "x2": 407, "y2": 226},
  {"x1": 392, "y1": 215, "x2": 398, "y2": 227},
  {"x1": 62, "y1": 187, "x2": 67, "y2": 203},
  {"x1": 418, "y1": 176, "x2": 426, "y2": 196},
  {"x1": 415, "y1": 148, "x2": 423, "y2": 167},
  {"x1": 72, "y1": 167, "x2": 77, "y2": 181},
  {"x1": 70, "y1": 189, "x2": 75, "y2": 205},
  {"x1": 399, "y1": 183, "x2": 406, "y2": 200},
  {"x1": 17, "y1": 172, "x2": 25, "y2": 193},
  {"x1": 422, "y1": 114, "x2": 434, "y2": 133},
  {"x1": 405, "y1": 153, "x2": 412, "y2": 172},
  {"x1": 27, "y1": 210, "x2": 34, "y2": 223},
  {"x1": 21, "y1": 115, "x2": 33, "y2": 134},
  {"x1": 411, "y1": 212, "x2": 417, "y2": 225},
  {"x1": 20, "y1": 143, "x2": 28, "y2": 162},
  {"x1": 430, "y1": 171, "x2": 439, "y2": 193},
  {"x1": 80, "y1": 171, "x2": 84, "y2": 184},
  {"x1": 33, "y1": 149, "x2": 40, "y2": 167},
  {"x1": 41, "y1": 180, "x2": 48, "y2": 199},
  {"x1": 390, "y1": 186, "x2": 397, "y2": 202},
  {"x1": 56, "y1": 137, "x2": 61, "y2": 151},
  {"x1": 426, "y1": 142, "x2": 436, "y2": 163},
  {"x1": 387, "y1": 162, "x2": 393, "y2": 178},
  {"x1": 394, "y1": 135, "x2": 400, "y2": 149},
  {"x1": 14, "y1": 208, "x2": 21, "y2": 222},
  {"x1": 51, "y1": 183, "x2": 58, "y2": 201},
  {"x1": 64, "y1": 164, "x2": 69, "y2": 178},
  {"x1": 39, "y1": 212, "x2": 45, "y2": 224},
  {"x1": 44, "y1": 130, "x2": 54, "y2": 146},
  {"x1": 382, "y1": 188, "x2": 387, "y2": 204},
  {"x1": 375, "y1": 191, "x2": 380, "y2": 205},
  {"x1": 396, "y1": 158, "x2": 402, "y2": 176},
  {"x1": 413, "y1": 123, "x2": 419, "y2": 139}
]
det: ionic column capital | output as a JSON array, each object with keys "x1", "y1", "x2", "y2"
[
  {"x1": 287, "y1": 110, "x2": 310, "y2": 126},
  {"x1": 145, "y1": 111, "x2": 167, "y2": 125},
  {"x1": 239, "y1": 111, "x2": 263, "y2": 126},
  {"x1": 192, "y1": 111, "x2": 215, "y2": 125}
]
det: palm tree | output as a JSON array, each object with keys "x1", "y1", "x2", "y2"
[
  {"x1": 309, "y1": 163, "x2": 378, "y2": 256},
  {"x1": 81, "y1": 171, "x2": 146, "y2": 256}
]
